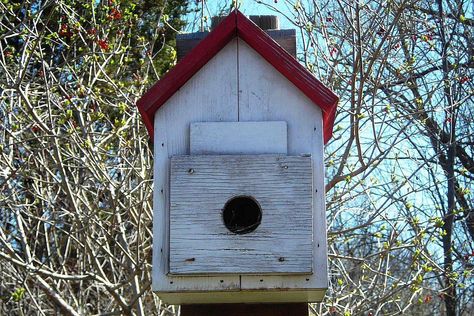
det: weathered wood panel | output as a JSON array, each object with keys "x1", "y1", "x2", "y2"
[
  {"x1": 158, "y1": 289, "x2": 326, "y2": 304},
  {"x1": 169, "y1": 155, "x2": 313, "y2": 275},
  {"x1": 237, "y1": 39, "x2": 328, "y2": 291},
  {"x1": 190, "y1": 121, "x2": 287, "y2": 155},
  {"x1": 152, "y1": 39, "x2": 240, "y2": 293}
]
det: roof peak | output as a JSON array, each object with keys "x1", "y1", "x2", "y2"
[{"x1": 137, "y1": 10, "x2": 338, "y2": 144}]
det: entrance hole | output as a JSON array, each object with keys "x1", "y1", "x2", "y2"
[{"x1": 222, "y1": 196, "x2": 262, "y2": 234}]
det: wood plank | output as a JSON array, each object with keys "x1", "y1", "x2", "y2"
[
  {"x1": 159, "y1": 289, "x2": 325, "y2": 304},
  {"x1": 237, "y1": 38, "x2": 328, "y2": 292},
  {"x1": 169, "y1": 155, "x2": 313, "y2": 275},
  {"x1": 138, "y1": 11, "x2": 338, "y2": 144},
  {"x1": 190, "y1": 121, "x2": 287, "y2": 155},
  {"x1": 137, "y1": 12, "x2": 237, "y2": 137},
  {"x1": 152, "y1": 38, "x2": 240, "y2": 293},
  {"x1": 235, "y1": 10, "x2": 338, "y2": 143},
  {"x1": 181, "y1": 303, "x2": 308, "y2": 316}
]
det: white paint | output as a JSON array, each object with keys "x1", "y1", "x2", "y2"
[
  {"x1": 152, "y1": 36, "x2": 328, "y2": 303},
  {"x1": 158, "y1": 289, "x2": 326, "y2": 304},
  {"x1": 237, "y1": 39, "x2": 328, "y2": 291},
  {"x1": 190, "y1": 121, "x2": 287, "y2": 154},
  {"x1": 169, "y1": 155, "x2": 312, "y2": 275},
  {"x1": 153, "y1": 39, "x2": 240, "y2": 293}
]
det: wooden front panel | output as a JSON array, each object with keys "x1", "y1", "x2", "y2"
[{"x1": 169, "y1": 155, "x2": 313, "y2": 275}]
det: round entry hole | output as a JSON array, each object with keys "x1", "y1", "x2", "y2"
[{"x1": 223, "y1": 196, "x2": 262, "y2": 234}]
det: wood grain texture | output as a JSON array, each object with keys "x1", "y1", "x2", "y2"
[
  {"x1": 190, "y1": 121, "x2": 287, "y2": 155},
  {"x1": 136, "y1": 10, "x2": 338, "y2": 144},
  {"x1": 158, "y1": 290, "x2": 325, "y2": 304},
  {"x1": 181, "y1": 303, "x2": 308, "y2": 316},
  {"x1": 150, "y1": 13, "x2": 330, "y2": 303},
  {"x1": 235, "y1": 10, "x2": 338, "y2": 143},
  {"x1": 152, "y1": 38, "x2": 240, "y2": 293},
  {"x1": 169, "y1": 155, "x2": 313, "y2": 275},
  {"x1": 237, "y1": 39, "x2": 328, "y2": 291},
  {"x1": 137, "y1": 11, "x2": 237, "y2": 138}
]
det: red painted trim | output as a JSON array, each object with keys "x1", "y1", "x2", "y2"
[
  {"x1": 136, "y1": 10, "x2": 339, "y2": 143},
  {"x1": 235, "y1": 11, "x2": 339, "y2": 143},
  {"x1": 323, "y1": 104, "x2": 337, "y2": 144},
  {"x1": 136, "y1": 12, "x2": 238, "y2": 139}
]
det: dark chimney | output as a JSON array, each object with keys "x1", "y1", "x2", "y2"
[{"x1": 176, "y1": 15, "x2": 296, "y2": 61}]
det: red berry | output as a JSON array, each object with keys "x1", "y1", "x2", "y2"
[
  {"x1": 109, "y1": 8, "x2": 122, "y2": 20},
  {"x1": 98, "y1": 39, "x2": 109, "y2": 51},
  {"x1": 59, "y1": 24, "x2": 72, "y2": 38}
]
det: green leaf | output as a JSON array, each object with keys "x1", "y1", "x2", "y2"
[{"x1": 11, "y1": 288, "x2": 25, "y2": 302}]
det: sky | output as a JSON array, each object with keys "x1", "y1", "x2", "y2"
[{"x1": 185, "y1": 0, "x2": 296, "y2": 32}]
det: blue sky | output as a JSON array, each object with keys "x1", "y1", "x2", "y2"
[{"x1": 186, "y1": 0, "x2": 296, "y2": 32}]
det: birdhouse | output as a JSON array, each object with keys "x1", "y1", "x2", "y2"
[{"x1": 136, "y1": 10, "x2": 338, "y2": 304}]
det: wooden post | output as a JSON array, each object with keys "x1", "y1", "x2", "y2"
[{"x1": 181, "y1": 303, "x2": 309, "y2": 316}]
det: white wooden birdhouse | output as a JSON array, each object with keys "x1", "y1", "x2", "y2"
[{"x1": 136, "y1": 10, "x2": 338, "y2": 304}]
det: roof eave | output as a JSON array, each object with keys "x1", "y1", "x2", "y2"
[{"x1": 137, "y1": 10, "x2": 339, "y2": 144}]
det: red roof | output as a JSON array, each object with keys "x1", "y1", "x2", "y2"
[{"x1": 137, "y1": 10, "x2": 339, "y2": 144}]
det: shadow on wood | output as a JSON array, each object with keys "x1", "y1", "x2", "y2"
[{"x1": 180, "y1": 303, "x2": 308, "y2": 316}]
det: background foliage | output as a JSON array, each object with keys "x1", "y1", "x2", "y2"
[{"x1": 1, "y1": 0, "x2": 473, "y2": 315}]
